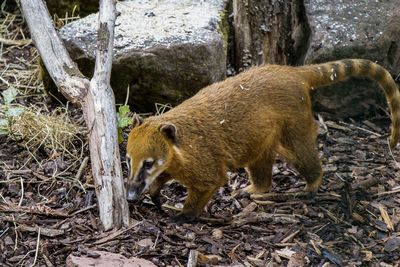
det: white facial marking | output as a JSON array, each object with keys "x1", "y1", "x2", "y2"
[
  {"x1": 133, "y1": 160, "x2": 143, "y2": 181},
  {"x1": 146, "y1": 168, "x2": 155, "y2": 174},
  {"x1": 145, "y1": 169, "x2": 164, "y2": 187},
  {"x1": 157, "y1": 159, "x2": 165, "y2": 166}
]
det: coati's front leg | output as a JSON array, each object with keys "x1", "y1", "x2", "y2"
[
  {"x1": 243, "y1": 149, "x2": 275, "y2": 194},
  {"x1": 149, "y1": 173, "x2": 172, "y2": 210},
  {"x1": 174, "y1": 185, "x2": 219, "y2": 223}
]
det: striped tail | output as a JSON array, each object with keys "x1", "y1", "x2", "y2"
[{"x1": 300, "y1": 59, "x2": 400, "y2": 149}]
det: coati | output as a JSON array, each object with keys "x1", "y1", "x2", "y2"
[{"x1": 126, "y1": 59, "x2": 400, "y2": 222}]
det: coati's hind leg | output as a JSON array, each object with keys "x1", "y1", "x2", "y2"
[
  {"x1": 279, "y1": 121, "x2": 323, "y2": 193},
  {"x1": 243, "y1": 149, "x2": 275, "y2": 194}
]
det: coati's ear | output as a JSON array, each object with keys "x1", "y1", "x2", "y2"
[
  {"x1": 132, "y1": 113, "x2": 143, "y2": 128},
  {"x1": 159, "y1": 123, "x2": 177, "y2": 143}
]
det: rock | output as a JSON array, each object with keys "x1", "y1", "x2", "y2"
[
  {"x1": 304, "y1": 0, "x2": 400, "y2": 118},
  {"x1": 232, "y1": 0, "x2": 309, "y2": 70},
  {"x1": 58, "y1": 0, "x2": 227, "y2": 112},
  {"x1": 66, "y1": 250, "x2": 157, "y2": 267}
]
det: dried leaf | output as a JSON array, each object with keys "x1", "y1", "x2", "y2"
[{"x1": 379, "y1": 205, "x2": 394, "y2": 231}]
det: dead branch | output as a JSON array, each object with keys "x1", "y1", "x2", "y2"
[
  {"x1": 0, "y1": 203, "x2": 69, "y2": 217},
  {"x1": 20, "y1": 0, "x2": 88, "y2": 103},
  {"x1": 18, "y1": 225, "x2": 65, "y2": 237},
  {"x1": 82, "y1": 0, "x2": 130, "y2": 230}
]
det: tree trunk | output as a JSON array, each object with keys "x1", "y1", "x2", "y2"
[
  {"x1": 232, "y1": 0, "x2": 310, "y2": 70},
  {"x1": 20, "y1": 0, "x2": 129, "y2": 231}
]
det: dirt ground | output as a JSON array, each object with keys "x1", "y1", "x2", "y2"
[{"x1": 1, "y1": 5, "x2": 400, "y2": 267}]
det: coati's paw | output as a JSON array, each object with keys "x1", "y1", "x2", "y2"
[
  {"x1": 243, "y1": 184, "x2": 271, "y2": 195},
  {"x1": 304, "y1": 176, "x2": 322, "y2": 194},
  {"x1": 172, "y1": 212, "x2": 196, "y2": 224},
  {"x1": 150, "y1": 194, "x2": 163, "y2": 211}
]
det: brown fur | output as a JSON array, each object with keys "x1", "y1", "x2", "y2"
[{"x1": 126, "y1": 59, "x2": 400, "y2": 221}]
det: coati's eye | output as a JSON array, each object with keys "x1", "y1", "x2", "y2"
[{"x1": 143, "y1": 159, "x2": 154, "y2": 169}]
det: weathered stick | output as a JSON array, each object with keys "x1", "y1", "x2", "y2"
[
  {"x1": 0, "y1": 203, "x2": 69, "y2": 217},
  {"x1": 20, "y1": 0, "x2": 129, "y2": 230},
  {"x1": 83, "y1": 0, "x2": 130, "y2": 230},
  {"x1": 20, "y1": 0, "x2": 88, "y2": 103}
]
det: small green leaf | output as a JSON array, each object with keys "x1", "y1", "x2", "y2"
[
  {"x1": 2, "y1": 87, "x2": 19, "y2": 105},
  {"x1": 118, "y1": 105, "x2": 130, "y2": 117},
  {"x1": 118, "y1": 117, "x2": 133, "y2": 128}
]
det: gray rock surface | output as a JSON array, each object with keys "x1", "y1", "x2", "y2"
[
  {"x1": 304, "y1": 0, "x2": 400, "y2": 118},
  {"x1": 66, "y1": 250, "x2": 157, "y2": 267},
  {"x1": 59, "y1": 0, "x2": 227, "y2": 111}
]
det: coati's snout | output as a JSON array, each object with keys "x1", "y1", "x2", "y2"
[
  {"x1": 126, "y1": 180, "x2": 145, "y2": 202},
  {"x1": 125, "y1": 121, "x2": 177, "y2": 203},
  {"x1": 126, "y1": 157, "x2": 160, "y2": 202}
]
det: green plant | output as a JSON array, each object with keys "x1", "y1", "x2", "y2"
[
  {"x1": 117, "y1": 104, "x2": 133, "y2": 143},
  {"x1": 0, "y1": 87, "x2": 25, "y2": 135}
]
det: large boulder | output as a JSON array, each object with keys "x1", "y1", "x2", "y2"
[
  {"x1": 58, "y1": 0, "x2": 227, "y2": 112},
  {"x1": 304, "y1": 0, "x2": 400, "y2": 118}
]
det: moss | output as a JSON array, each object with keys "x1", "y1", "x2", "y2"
[{"x1": 217, "y1": 7, "x2": 229, "y2": 54}]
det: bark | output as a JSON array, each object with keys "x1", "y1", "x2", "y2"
[
  {"x1": 232, "y1": 0, "x2": 310, "y2": 70},
  {"x1": 20, "y1": 0, "x2": 129, "y2": 230}
]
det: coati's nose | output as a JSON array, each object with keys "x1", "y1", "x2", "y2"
[{"x1": 126, "y1": 188, "x2": 139, "y2": 202}]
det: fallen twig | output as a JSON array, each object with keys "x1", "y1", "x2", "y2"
[
  {"x1": 373, "y1": 188, "x2": 400, "y2": 197},
  {"x1": 30, "y1": 227, "x2": 40, "y2": 267},
  {"x1": 250, "y1": 192, "x2": 340, "y2": 202},
  {"x1": 93, "y1": 220, "x2": 142, "y2": 245},
  {"x1": 331, "y1": 175, "x2": 388, "y2": 191},
  {"x1": 339, "y1": 121, "x2": 382, "y2": 137},
  {"x1": 19, "y1": 225, "x2": 64, "y2": 237},
  {"x1": 18, "y1": 177, "x2": 24, "y2": 206},
  {"x1": 0, "y1": 204, "x2": 69, "y2": 217},
  {"x1": 251, "y1": 191, "x2": 311, "y2": 201},
  {"x1": 0, "y1": 36, "x2": 32, "y2": 46},
  {"x1": 325, "y1": 121, "x2": 351, "y2": 132},
  {"x1": 69, "y1": 204, "x2": 96, "y2": 217},
  {"x1": 75, "y1": 156, "x2": 89, "y2": 180}
]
